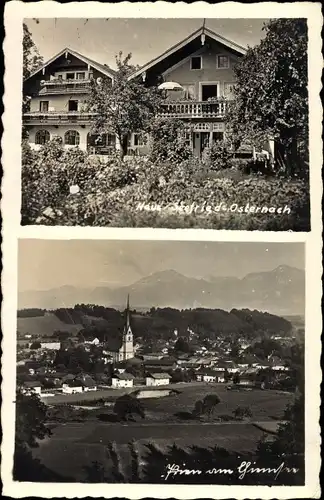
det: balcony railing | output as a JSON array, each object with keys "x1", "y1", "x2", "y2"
[
  {"x1": 158, "y1": 100, "x2": 226, "y2": 118},
  {"x1": 23, "y1": 111, "x2": 97, "y2": 125},
  {"x1": 39, "y1": 79, "x2": 92, "y2": 95}
]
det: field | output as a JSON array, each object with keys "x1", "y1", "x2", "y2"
[
  {"x1": 17, "y1": 312, "x2": 83, "y2": 337},
  {"x1": 32, "y1": 384, "x2": 294, "y2": 482}
]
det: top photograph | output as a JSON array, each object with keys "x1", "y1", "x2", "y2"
[{"x1": 21, "y1": 17, "x2": 310, "y2": 230}]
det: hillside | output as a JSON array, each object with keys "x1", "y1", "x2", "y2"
[{"x1": 17, "y1": 312, "x2": 83, "y2": 337}]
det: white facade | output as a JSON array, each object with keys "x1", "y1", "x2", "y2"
[
  {"x1": 40, "y1": 341, "x2": 61, "y2": 350},
  {"x1": 146, "y1": 376, "x2": 170, "y2": 386},
  {"x1": 62, "y1": 384, "x2": 83, "y2": 394},
  {"x1": 111, "y1": 377, "x2": 134, "y2": 388}
]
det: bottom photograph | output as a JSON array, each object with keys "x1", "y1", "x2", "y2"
[{"x1": 15, "y1": 239, "x2": 305, "y2": 485}]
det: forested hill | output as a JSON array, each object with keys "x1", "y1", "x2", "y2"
[{"x1": 17, "y1": 305, "x2": 293, "y2": 340}]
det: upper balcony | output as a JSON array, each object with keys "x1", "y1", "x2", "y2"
[
  {"x1": 23, "y1": 111, "x2": 97, "y2": 125},
  {"x1": 39, "y1": 79, "x2": 92, "y2": 95},
  {"x1": 157, "y1": 100, "x2": 226, "y2": 119}
]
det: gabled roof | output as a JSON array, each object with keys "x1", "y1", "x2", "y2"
[
  {"x1": 113, "y1": 372, "x2": 134, "y2": 380},
  {"x1": 24, "y1": 381, "x2": 42, "y2": 387},
  {"x1": 147, "y1": 373, "x2": 172, "y2": 379},
  {"x1": 129, "y1": 25, "x2": 247, "y2": 80},
  {"x1": 24, "y1": 47, "x2": 116, "y2": 82}
]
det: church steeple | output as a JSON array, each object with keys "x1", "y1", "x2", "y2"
[
  {"x1": 119, "y1": 295, "x2": 134, "y2": 361},
  {"x1": 126, "y1": 293, "x2": 130, "y2": 329}
]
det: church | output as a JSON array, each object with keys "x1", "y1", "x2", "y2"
[{"x1": 103, "y1": 296, "x2": 134, "y2": 363}]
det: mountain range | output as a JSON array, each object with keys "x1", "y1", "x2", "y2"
[{"x1": 18, "y1": 265, "x2": 305, "y2": 316}]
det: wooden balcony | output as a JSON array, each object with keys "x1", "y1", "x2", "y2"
[
  {"x1": 39, "y1": 79, "x2": 92, "y2": 95},
  {"x1": 23, "y1": 111, "x2": 97, "y2": 125},
  {"x1": 158, "y1": 100, "x2": 226, "y2": 119}
]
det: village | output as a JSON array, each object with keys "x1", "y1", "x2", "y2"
[{"x1": 17, "y1": 301, "x2": 296, "y2": 401}]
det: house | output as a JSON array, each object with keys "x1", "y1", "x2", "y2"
[
  {"x1": 84, "y1": 337, "x2": 100, "y2": 346},
  {"x1": 111, "y1": 372, "x2": 134, "y2": 388},
  {"x1": 144, "y1": 357, "x2": 177, "y2": 372},
  {"x1": 23, "y1": 48, "x2": 116, "y2": 152},
  {"x1": 23, "y1": 25, "x2": 262, "y2": 160},
  {"x1": 196, "y1": 369, "x2": 225, "y2": 383},
  {"x1": 40, "y1": 341, "x2": 61, "y2": 350},
  {"x1": 22, "y1": 381, "x2": 42, "y2": 395},
  {"x1": 62, "y1": 380, "x2": 83, "y2": 394},
  {"x1": 146, "y1": 373, "x2": 171, "y2": 386},
  {"x1": 81, "y1": 375, "x2": 97, "y2": 392},
  {"x1": 130, "y1": 25, "x2": 252, "y2": 158}
]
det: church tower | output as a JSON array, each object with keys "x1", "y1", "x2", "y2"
[{"x1": 119, "y1": 295, "x2": 134, "y2": 361}]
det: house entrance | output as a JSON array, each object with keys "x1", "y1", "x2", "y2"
[{"x1": 193, "y1": 131, "x2": 210, "y2": 157}]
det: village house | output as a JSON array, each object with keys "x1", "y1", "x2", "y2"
[
  {"x1": 111, "y1": 372, "x2": 134, "y2": 388},
  {"x1": 23, "y1": 48, "x2": 116, "y2": 152},
  {"x1": 62, "y1": 380, "x2": 83, "y2": 394},
  {"x1": 22, "y1": 381, "x2": 42, "y2": 396},
  {"x1": 196, "y1": 369, "x2": 225, "y2": 383},
  {"x1": 39, "y1": 341, "x2": 61, "y2": 350},
  {"x1": 144, "y1": 356, "x2": 177, "y2": 372},
  {"x1": 23, "y1": 25, "x2": 271, "y2": 159},
  {"x1": 145, "y1": 373, "x2": 171, "y2": 387}
]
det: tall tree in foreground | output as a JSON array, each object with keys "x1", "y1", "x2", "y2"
[
  {"x1": 87, "y1": 52, "x2": 162, "y2": 159},
  {"x1": 22, "y1": 23, "x2": 44, "y2": 138},
  {"x1": 23, "y1": 23, "x2": 44, "y2": 80},
  {"x1": 227, "y1": 19, "x2": 308, "y2": 177}
]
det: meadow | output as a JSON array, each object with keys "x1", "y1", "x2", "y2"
[{"x1": 33, "y1": 384, "x2": 294, "y2": 481}]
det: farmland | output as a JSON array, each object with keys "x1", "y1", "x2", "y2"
[
  {"x1": 17, "y1": 312, "x2": 83, "y2": 337},
  {"x1": 32, "y1": 384, "x2": 294, "y2": 482}
]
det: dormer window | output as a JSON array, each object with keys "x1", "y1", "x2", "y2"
[
  {"x1": 191, "y1": 56, "x2": 202, "y2": 70},
  {"x1": 216, "y1": 55, "x2": 229, "y2": 69}
]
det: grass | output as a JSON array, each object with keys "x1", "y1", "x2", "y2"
[
  {"x1": 31, "y1": 385, "x2": 295, "y2": 482},
  {"x1": 17, "y1": 312, "x2": 83, "y2": 337}
]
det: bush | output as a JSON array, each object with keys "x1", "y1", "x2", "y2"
[
  {"x1": 202, "y1": 141, "x2": 232, "y2": 170},
  {"x1": 21, "y1": 139, "x2": 310, "y2": 230},
  {"x1": 233, "y1": 405, "x2": 253, "y2": 420}
]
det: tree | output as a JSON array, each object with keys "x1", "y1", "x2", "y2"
[
  {"x1": 113, "y1": 394, "x2": 145, "y2": 421},
  {"x1": 149, "y1": 117, "x2": 192, "y2": 163},
  {"x1": 227, "y1": 19, "x2": 308, "y2": 177},
  {"x1": 87, "y1": 52, "x2": 162, "y2": 159},
  {"x1": 23, "y1": 23, "x2": 43, "y2": 80},
  {"x1": 30, "y1": 341, "x2": 41, "y2": 350},
  {"x1": 192, "y1": 393, "x2": 221, "y2": 419},
  {"x1": 22, "y1": 23, "x2": 43, "y2": 130},
  {"x1": 53, "y1": 330, "x2": 70, "y2": 341},
  {"x1": 233, "y1": 405, "x2": 253, "y2": 420},
  {"x1": 174, "y1": 337, "x2": 190, "y2": 354},
  {"x1": 257, "y1": 393, "x2": 304, "y2": 472}
]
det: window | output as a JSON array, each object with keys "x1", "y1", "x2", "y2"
[
  {"x1": 191, "y1": 56, "x2": 202, "y2": 70},
  {"x1": 212, "y1": 131, "x2": 224, "y2": 142},
  {"x1": 68, "y1": 100, "x2": 78, "y2": 112},
  {"x1": 57, "y1": 74, "x2": 63, "y2": 81},
  {"x1": 216, "y1": 55, "x2": 229, "y2": 69},
  {"x1": 35, "y1": 130, "x2": 50, "y2": 145},
  {"x1": 133, "y1": 133, "x2": 145, "y2": 146},
  {"x1": 39, "y1": 101, "x2": 49, "y2": 112},
  {"x1": 66, "y1": 72, "x2": 75, "y2": 80},
  {"x1": 183, "y1": 84, "x2": 195, "y2": 100},
  {"x1": 64, "y1": 130, "x2": 80, "y2": 146},
  {"x1": 106, "y1": 133, "x2": 116, "y2": 147},
  {"x1": 76, "y1": 72, "x2": 86, "y2": 80},
  {"x1": 224, "y1": 82, "x2": 235, "y2": 99}
]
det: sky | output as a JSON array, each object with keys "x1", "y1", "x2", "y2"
[
  {"x1": 24, "y1": 18, "x2": 268, "y2": 69},
  {"x1": 18, "y1": 239, "x2": 304, "y2": 292}
]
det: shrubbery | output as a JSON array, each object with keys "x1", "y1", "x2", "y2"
[{"x1": 21, "y1": 138, "x2": 310, "y2": 230}]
